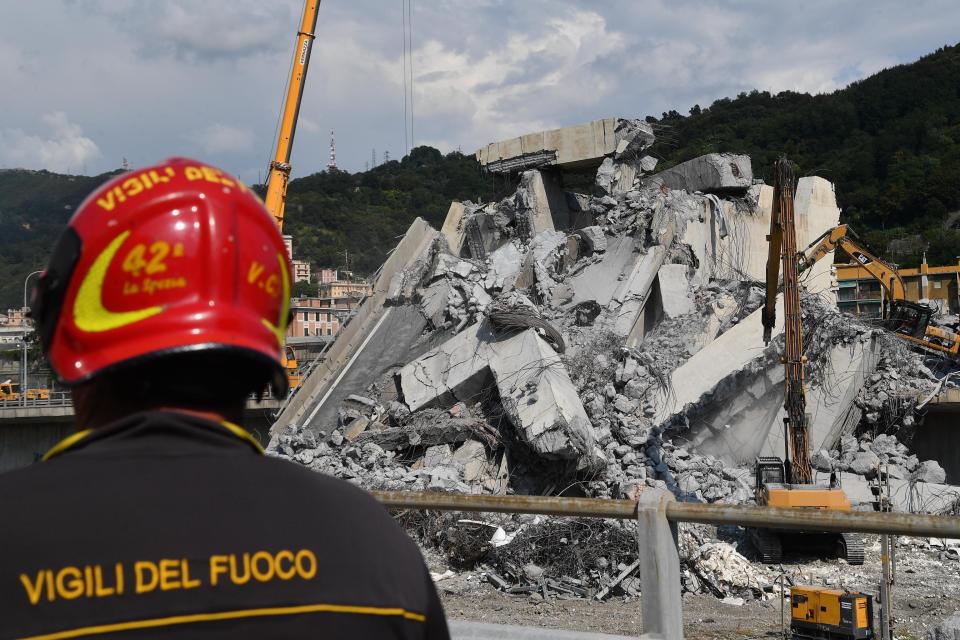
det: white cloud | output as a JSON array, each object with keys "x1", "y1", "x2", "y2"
[
  {"x1": 408, "y1": 9, "x2": 628, "y2": 148},
  {"x1": 195, "y1": 124, "x2": 256, "y2": 154},
  {"x1": 1, "y1": 1, "x2": 958, "y2": 174},
  {"x1": 73, "y1": 0, "x2": 300, "y2": 59},
  {"x1": 0, "y1": 112, "x2": 101, "y2": 174}
]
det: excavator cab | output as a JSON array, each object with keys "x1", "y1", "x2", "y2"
[
  {"x1": 752, "y1": 456, "x2": 863, "y2": 565},
  {"x1": 886, "y1": 300, "x2": 932, "y2": 339},
  {"x1": 754, "y1": 456, "x2": 786, "y2": 503}
]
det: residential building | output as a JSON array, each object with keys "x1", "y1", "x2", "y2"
[
  {"x1": 318, "y1": 268, "x2": 338, "y2": 284},
  {"x1": 319, "y1": 279, "x2": 372, "y2": 299},
  {"x1": 0, "y1": 308, "x2": 32, "y2": 344},
  {"x1": 286, "y1": 296, "x2": 362, "y2": 340},
  {"x1": 836, "y1": 258, "x2": 960, "y2": 317},
  {"x1": 292, "y1": 259, "x2": 311, "y2": 283}
]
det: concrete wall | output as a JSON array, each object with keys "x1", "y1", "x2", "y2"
[
  {"x1": 912, "y1": 406, "x2": 960, "y2": 484},
  {"x1": 794, "y1": 177, "x2": 840, "y2": 301},
  {"x1": 681, "y1": 178, "x2": 840, "y2": 291},
  {"x1": 0, "y1": 422, "x2": 74, "y2": 472}
]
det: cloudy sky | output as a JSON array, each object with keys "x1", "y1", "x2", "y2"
[{"x1": 1, "y1": 1, "x2": 957, "y2": 182}]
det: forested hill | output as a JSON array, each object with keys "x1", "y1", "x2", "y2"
[
  {"x1": 282, "y1": 147, "x2": 493, "y2": 278},
  {"x1": 0, "y1": 42, "x2": 958, "y2": 308},
  {"x1": 648, "y1": 42, "x2": 960, "y2": 265}
]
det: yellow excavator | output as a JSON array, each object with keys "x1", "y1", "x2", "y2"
[
  {"x1": 799, "y1": 224, "x2": 960, "y2": 359},
  {"x1": 263, "y1": 0, "x2": 320, "y2": 393},
  {"x1": 754, "y1": 158, "x2": 863, "y2": 565}
]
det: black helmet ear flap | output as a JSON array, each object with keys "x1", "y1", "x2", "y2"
[{"x1": 32, "y1": 227, "x2": 82, "y2": 356}]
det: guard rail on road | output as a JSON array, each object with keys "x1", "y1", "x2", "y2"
[{"x1": 370, "y1": 490, "x2": 960, "y2": 640}]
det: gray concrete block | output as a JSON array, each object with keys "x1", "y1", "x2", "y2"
[{"x1": 649, "y1": 153, "x2": 752, "y2": 194}]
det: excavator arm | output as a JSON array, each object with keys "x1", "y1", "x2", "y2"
[
  {"x1": 799, "y1": 224, "x2": 959, "y2": 359},
  {"x1": 761, "y1": 184, "x2": 783, "y2": 345},
  {"x1": 798, "y1": 224, "x2": 906, "y2": 304}
]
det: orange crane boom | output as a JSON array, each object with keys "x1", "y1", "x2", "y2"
[{"x1": 265, "y1": 0, "x2": 321, "y2": 231}]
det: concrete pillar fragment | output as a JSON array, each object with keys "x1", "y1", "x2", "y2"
[
  {"x1": 440, "y1": 202, "x2": 468, "y2": 256},
  {"x1": 637, "y1": 488, "x2": 683, "y2": 639}
]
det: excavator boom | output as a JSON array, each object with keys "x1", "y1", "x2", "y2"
[
  {"x1": 799, "y1": 224, "x2": 959, "y2": 358},
  {"x1": 264, "y1": 0, "x2": 321, "y2": 231}
]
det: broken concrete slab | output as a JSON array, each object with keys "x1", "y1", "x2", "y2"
[
  {"x1": 567, "y1": 235, "x2": 641, "y2": 307},
  {"x1": 440, "y1": 201, "x2": 468, "y2": 256},
  {"x1": 595, "y1": 158, "x2": 616, "y2": 195},
  {"x1": 272, "y1": 218, "x2": 440, "y2": 436},
  {"x1": 648, "y1": 153, "x2": 752, "y2": 194},
  {"x1": 575, "y1": 226, "x2": 607, "y2": 253},
  {"x1": 485, "y1": 243, "x2": 523, "y2": 291},
  {"x1": 657, "y1": 264, "x2": 692, "y2": 319},
  {"x1": 396, "y1": 321, "x2": 598, "y2": 461},
  {"x1": 476, "y1": 118, "x2": 617, "y2": 173},
  {"x1": 793, "y1": 176, "x2": 841, "y2": 302},
  {"x1": 421, "y1": 279, "x2": 454, "y2": 327}
]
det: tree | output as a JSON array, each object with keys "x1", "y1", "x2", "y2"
[{"x1": 292, "y1": 280, "x2": 316, "y2": 298}]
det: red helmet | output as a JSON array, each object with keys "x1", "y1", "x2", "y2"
[{"x1": 33, "y1": 158, "x2": 291, "y2": 393}]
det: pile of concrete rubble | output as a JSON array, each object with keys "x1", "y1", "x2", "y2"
[
  {"x1": 268, "y1": 116, "x2": 958, "y2": 597},
  {"x1": 271, "y1": 117, "x2": 953, "y2": 501}
]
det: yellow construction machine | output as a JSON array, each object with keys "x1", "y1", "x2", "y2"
[
  {"x1": 790, "y1": 586, "x2": 875, "y2": 640},
  {"x1": 754, "y1": 158, "x2": 863, "y2": 565},
  {"x1": 799, "y1": 224, "x2": 959, "y2": 359},
  {"x1": 263, "y1": 0, "x2": 320, "y2": 393},
  {"x1": 0, "y1": 379, "x2": 49, "y2": 402}
]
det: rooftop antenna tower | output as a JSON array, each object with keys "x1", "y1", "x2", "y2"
[{"x1": 327, "y1": 129, "x2": 337, "y2": 171}]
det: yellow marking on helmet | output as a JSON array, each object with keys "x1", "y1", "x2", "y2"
[
  {"x1": 73, "y1": 231, "x2": 163, "y2": 333},
  {"x1": 261, "y1": 252, "x2": 291, "y2": 347}
]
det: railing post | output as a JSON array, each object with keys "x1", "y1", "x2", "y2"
[{"x1": 637, "y1": 488, "x2": 683, "y2": 640}]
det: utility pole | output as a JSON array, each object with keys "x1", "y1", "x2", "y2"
[
  {"x1": 872, "y1": 464, "x2": 895, "y2": 640},
  {"x1": 21, "y1": 270, "x2": 42, "y2": 405}
]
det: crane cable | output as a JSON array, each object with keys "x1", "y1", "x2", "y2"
[
  {"x1": 408, "y1": 0, "x2": 414, "y2": 151},
  {"x1": 400, "y1": 0, "x2": 415, "y2": 156},
  {"x1": 401, "y1": 0, "x2": 408, "y2": 156}
]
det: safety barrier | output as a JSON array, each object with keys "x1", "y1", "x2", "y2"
[{"x1": 371, "y1": 490, "x2": 960, "y2": 639}]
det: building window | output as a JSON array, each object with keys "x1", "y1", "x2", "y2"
[
  {"x1": 326, "y1": 326, "x2": 332, "y2": 336},
  {"x1": 302, "y1": 312, "x2": 309, "y2": 321},
  {"x1": 934, "y1": 281, "x2": 942, "y2": 289},
  {"x1": 303, "y1": 327, "x2": 309, "y2": 337},
  {"x1": 315, "y1": 312, "x2": 321, "y2": 321}
]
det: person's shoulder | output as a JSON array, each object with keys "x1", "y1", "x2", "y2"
[
  {"x1": 253, "y1": 455, "x2": 404, "y2": 522},
  {"x1": 252, "y1": 455, "x2": 425, "y2": 560}
]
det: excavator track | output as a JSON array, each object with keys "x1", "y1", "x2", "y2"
[
  {"x1": 751, "y1": 528, "x2": 783, "y2": 564},
  {"x1": 839, "y1": 532, "x2": 865, "y2": 565}
]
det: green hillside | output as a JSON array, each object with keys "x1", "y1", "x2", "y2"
[
  {"x1": 648, "y1": 42, "x2": 960, "y2": 265},
  {"x1": 281, "y1": 146, "x2": 493, "y2": 277},
  {"x1": 0, "y1": 169, "x2": 117, "y2": 310},
  {"x1": 0, "y1": 43, "x2": 958, "y2": 308}
]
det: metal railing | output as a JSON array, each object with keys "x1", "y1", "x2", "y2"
[
  {"x1": 371, "y1": 490, "x2": 960, "y2": 639},
  {"x1": 0, "y1": 392, "x2": 281, "y2": 412},
  {"x1": 0, "y1": 391, "x2": 72, "y2": 408}
]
